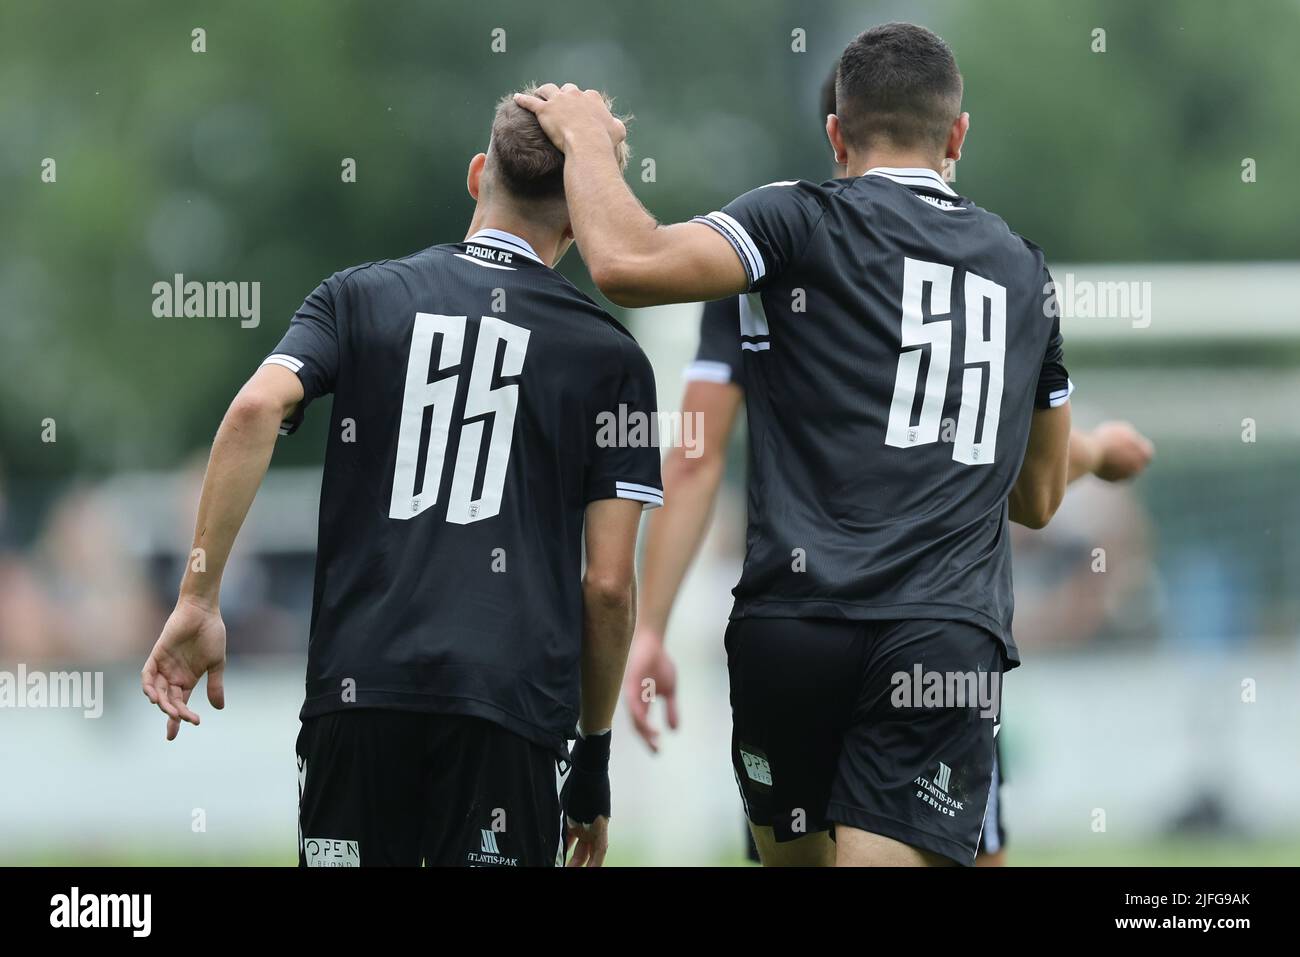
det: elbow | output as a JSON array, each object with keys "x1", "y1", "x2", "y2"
[
  {"x1": 1012, "y1": 484, "x2": 1065, "y2": 530},
  {"x1": 582, "y1": 571, "x2": 634, "y2": 614},
  {"x1": 588, "y1": 265, "x2": 639, "y2": 308},
  {"x1": 226, "y1": 387, "x2": 285, "y2": 432},
  {"x1": 663, "y1": 444, "x2": 724, "y2": 487},
  {"x1": 1016, "y1": 506, "x2": 1052, "y2": 531},
  {"x1": 588, "y1": 254, "x2": 654, "y2": 308}
]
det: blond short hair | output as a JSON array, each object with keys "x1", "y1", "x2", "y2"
[{"x1": 485, "y1": 86, "x2": 629, "y2": 201}]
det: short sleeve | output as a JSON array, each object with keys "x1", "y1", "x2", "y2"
[
  {"x1": 1035, "y1": 267, "x2": 1073, "y2": 409},
  {"x1": 684, "y1": 297, "x2": 744, "y2": 388},
  {"x1": 587, "y1": 337, "x2": 664, "y2": 510},
  {"x1": 692, "y1": 180, "x2": 826, "y2": 290},
  {"x1": 262, "y1": 274, "x2": 342, "y2": 434}
]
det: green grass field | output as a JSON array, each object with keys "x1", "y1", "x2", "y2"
[{"x1": 9, "y1": 837, "x2": 1299, "y2": 866}]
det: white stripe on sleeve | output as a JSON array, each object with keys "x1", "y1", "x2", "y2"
[
  {"x1": 695, "y1": 211, "x2": 765, "y2": 285},
  {"x1": 1048, "y1": 378, "x2": 1075, "y2": 407},
  {"x1": 263, "y1": 353, "x2": 304, "y2": 372},
  {"x1": 683, "y1": 360, "x2": 733, "y2": 383}
]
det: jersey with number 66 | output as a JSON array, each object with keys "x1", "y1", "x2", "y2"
[
  {"x1": 693, "y1": 168, "x2": 1071, "y2": 664},
  {"x1": 263, "y1": 229, "x2": 662, "y2": 756}
]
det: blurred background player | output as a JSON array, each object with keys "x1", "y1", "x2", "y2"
[
  {"x1": 141, "y1": 89, "x2": 660, "y2": 867},
  {"x1": 621, "y1": 66, "x2": 1154, "y2": 866}
]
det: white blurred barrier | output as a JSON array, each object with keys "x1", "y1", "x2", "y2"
[{"x1": 2, "y1": 640, "x2": 1297, "y2": 864}]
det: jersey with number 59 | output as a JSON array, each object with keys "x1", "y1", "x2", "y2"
[
  {"x1": 263, "y1": 229, "x2": 662, "y2": 756},
  {"x1": 693, "y1": 168, "x2": 1070, "y2": 664}
]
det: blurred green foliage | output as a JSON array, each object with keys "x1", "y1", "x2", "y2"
[{"x1": 2, "y1": 0, "x2": 1297, "y2": 478}]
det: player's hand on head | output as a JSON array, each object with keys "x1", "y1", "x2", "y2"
[
  {"x1": 1091, "y1": 421, "x2": 1154, "y2": 482},
  {"x1": 623, "y1": 629, "x2": 680, "y2": 753},
  {"x1": 513, "y1": 83, "x2": 626, "y2": 154},
  {"x1": 565, "y1": 815, "x2": 609, "y2": 868},
  {"x1": 141, "y1": 598, "x2": 227, "y2": 741}
]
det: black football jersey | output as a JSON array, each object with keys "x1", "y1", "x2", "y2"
[
  {"x1": 694, "y1": 168, "x2": 1071, "y2": 663},
  {"x1": 685, "y1": 297, "x2": 745, "y2": 389},
  {"x1": 264, "y1": 229, "x2": 662, "y2": 755}
]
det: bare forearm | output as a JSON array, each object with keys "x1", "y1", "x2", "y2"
[
  {"x1": 1009, "y1": 404, "x2": 1072, "y2": 529},
  {"x1": 638, "y1": 453, "x2": 726, "y2": 638},
  {"x1": 579, "y1": 579, "x2": 636, "y2": 732},
  {"x1": 1066, "y1": 427, "x2": 1101, "y2": 484},
  {"x1": 561, "y1": 128, "x2": 660, "y2": 289},
  {"x1": 179, "y1": 398, "x2": 282, "y2": 607},
  {"x1": 518, "y1": 86, "x2": 747, "y2": 305}
]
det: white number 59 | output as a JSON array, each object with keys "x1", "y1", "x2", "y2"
[{"x1": 885, "y1": 257, "x2": 1006, "y2": 465}]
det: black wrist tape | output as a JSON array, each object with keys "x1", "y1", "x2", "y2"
[{"x1": 562, "y1": 731, "x2": 612, "y2": 823}]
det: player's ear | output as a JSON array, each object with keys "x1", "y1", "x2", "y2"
[
  {"x1": 467, "y1": 152, "x2": 487, "y2": 201},
  {"x1": 826, "y1": 114, "x2": 848, "y2": 167},
  {"x1": 947, "y1": 112, "x2": 970, "y2": 163}
]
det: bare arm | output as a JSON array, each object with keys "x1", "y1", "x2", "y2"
[
  {"x1": 141, "y1": 364, "x2": 303, "y2": 737},
  {"x1": 563, "y1": 496, "x2": 645, "y2": 867},
  {"x1": 624, "y1": 380, "x2": 742, "y2": 750},
  {"x1": 1067, "y1": 427, "x2": 1102, "y2": 484},
  {"x1": 579, "y1": 497, "x2": 645, "y2": 733},
  {"x1": 1009, "y1": 403, "x2": 1072, "y2": 529},
  {"x1": 637, "y1": 381, "x2": 743, "y2": 638},
  {"x1": 516, "y1": 85, "x2": 748, "y2": 307},
  {"x1": 1067, "y1": 421, "x2": 1155, "y2": 484},
  {"x1": 180, "y1": 365, "x2": 304, "y2": 607}
]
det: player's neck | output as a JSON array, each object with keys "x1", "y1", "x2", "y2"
[
  {"x1": 845, "y1": 150, "x2": 946, "y2": 179},
  {"x1": 465, "y1": 207, "x2": 563, "y2": 267}
]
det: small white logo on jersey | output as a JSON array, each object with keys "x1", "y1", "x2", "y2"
[
  {"x1": 916, "y1": 193, "x2": 965, "y2": 211},
  {"x1": 740, "y1": 748, "x2": 773, "y2": 786},
  {"x1": 304, "y1": 838, "x2": 360, "y2": 867},
  {"x1": 464, "y1": 243, "x2": 513, "y2": 264},
  {"x1": 480, "y1": 829, "x2": 500, "y2": 854},
  {"x1": 934, "y1": 762, "x2": 953, "y2": 793}
]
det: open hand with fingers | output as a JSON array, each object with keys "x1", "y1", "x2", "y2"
[
  {"x1": 514, "y1": 83, "x2": 627, "y2": 155},
  {"x1": 623, "y1": 628, "x2": 680, "y2": 753},
  {"x1": 141, "y1": 597, "x2": 227, "y2": 740}
]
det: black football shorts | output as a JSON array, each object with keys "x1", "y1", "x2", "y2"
[
  {"x1": 726, "y1": 616, "x2": 1003, "y2": 865},
  {"x1": 296, "y1": 709, "x2": 565, "y2": 867}
]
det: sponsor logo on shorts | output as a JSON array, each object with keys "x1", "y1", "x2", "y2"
[
  {"x1": 914, "y1": 761, "x2": 965, "y2": 818},
  {"x1": 468, "y1": 828, "x2": 518, "y2": 866},
  {"x1": 739, "y1": 747, "x2": 773, "y2": 787},
  {"x1": 304, "y1": 837, "x2": 360, "y2": 867}
]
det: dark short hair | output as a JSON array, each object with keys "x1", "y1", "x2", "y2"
[
  {"x1": 835, "y1": 23, "x2": 962, "y2": 153},
  {"x1": 486, "y1": 86, "x2": 628, "y2": 202}
]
